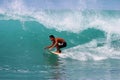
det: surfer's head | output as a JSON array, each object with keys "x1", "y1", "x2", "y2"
[
  {"x1": 49, "y1": 35, "x2": 55, "y2": 38},
  {"x1": 49, "y1": 35, "x2": 55, "y2": 41}
]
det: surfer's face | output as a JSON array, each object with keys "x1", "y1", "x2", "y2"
[{"x1": 50, "y1": 37, "x2": 55, "y2": 41}]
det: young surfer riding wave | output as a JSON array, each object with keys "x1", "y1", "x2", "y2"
[{"x1": 44, "y1": 35, "x2": 67, "y2": 53}]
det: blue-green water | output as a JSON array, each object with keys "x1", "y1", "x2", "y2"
[{"x1": 0, "y1": 7, "x2": 120, "y2": 80}]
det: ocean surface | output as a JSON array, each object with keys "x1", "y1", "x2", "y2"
[{"x1": 0, "y1": 1, "x2": 120, "y2": 80}]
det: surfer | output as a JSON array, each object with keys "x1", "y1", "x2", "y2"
[{"x1": 44, "y1": 35, "x2": 67, "y2": 53}]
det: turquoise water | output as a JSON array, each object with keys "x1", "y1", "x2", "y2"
[{"x1": 0, "y1": 7, "x2": 120, "y2": 80}]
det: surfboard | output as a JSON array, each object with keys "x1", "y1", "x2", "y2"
[
  {"x1": 46, "y1": 50, "x2": 60, "y2": 56},
  {"x1": 50, "y1": 51, "x2": 60, "y2": 55}
]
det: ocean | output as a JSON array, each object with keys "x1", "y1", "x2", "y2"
[{"x1": 0, "y1": 1, "x2": 120, "y2": 80}]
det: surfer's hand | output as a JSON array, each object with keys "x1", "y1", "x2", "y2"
[{"x1": 49, "y1": 47, "x2": 52, "y2": 50}]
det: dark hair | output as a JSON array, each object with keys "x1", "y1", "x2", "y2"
[{"x1": 49, "y1": 35, "x2": 55, "y2": 38}]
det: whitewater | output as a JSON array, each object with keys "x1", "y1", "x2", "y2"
[{"x1": 0, "y1": 0, "x2": 120, "y2": 80}]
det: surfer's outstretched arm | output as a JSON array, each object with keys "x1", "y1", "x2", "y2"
[{"x1": 44, "y1": 41, "x2": 55, "y2": 50}]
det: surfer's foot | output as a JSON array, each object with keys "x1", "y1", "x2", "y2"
[{"x1": 56, "y1": 50, "x2": 61, "y2": 53}]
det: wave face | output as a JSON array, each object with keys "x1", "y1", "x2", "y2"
[{"x1": 0, "y1": 0, "x2": 120, "y2": 80}]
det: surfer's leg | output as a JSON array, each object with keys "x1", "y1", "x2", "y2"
[{"x1": 56, "y1": 44, "x2": 61, "y2": 53}]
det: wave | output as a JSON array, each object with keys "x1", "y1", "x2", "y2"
[{"x1": 0, "y1": 1, "x2": 120, "y2": 61}]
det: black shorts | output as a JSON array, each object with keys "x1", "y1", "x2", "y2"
[{"x1": 58, "y1": 42, "x2": 67, "y2": 48}]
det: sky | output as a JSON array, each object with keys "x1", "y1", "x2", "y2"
[{"x1": 0, "y1": 0, "x2": 120, "y2": 10}]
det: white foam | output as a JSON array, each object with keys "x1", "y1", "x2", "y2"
[
  {"x1": 60, "y1": 40, "x2": 120, "y2": 61},
  {"x1": 2, "y1": 0, "x2": 26, "y2": 13},
  {"x1": 0, "y1": 0, "x2": 120, "y2": 34},
  {"x1": 89, "y1": 16, "x2": 120, "y2": 34}
]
